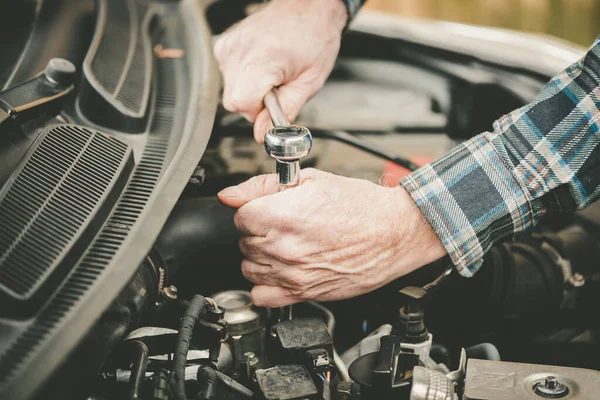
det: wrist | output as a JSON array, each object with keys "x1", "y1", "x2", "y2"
[{"x1": 387, "y1": 185, "x2": 447, "y2": 276}]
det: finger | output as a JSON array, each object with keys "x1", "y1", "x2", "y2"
[
  {"x1": 241, "y1": 259, "x2": 280, "y2": 286},
  {"x1": 251, "y1": 285, "x2": 299, "y2": 307},
  {"x1": 222, "y1": 63, "x2": 283, "y2": 121},
  {"x1": 253, "y1": 108, "x2": 272, "y2": 144},
  {"x1": 217, "y1": 173, "x2": 279, "y2": 208},
  {"x1": 239, "y1": 236, "x2": 273, "y2": 265},
  {"x1": 254, "y1": 76, "x2": 317, "y2": 143},
  {"x1": 275, "y1": 78, "x2": 316, "y2": 124}
]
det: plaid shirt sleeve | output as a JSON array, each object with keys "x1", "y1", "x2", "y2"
[
  {"x1": 340, "y1": 0, "x2": 365, "y2": 21},
  {"x1": 401, "y1": 35, "x2": 600, "y2": 277}
]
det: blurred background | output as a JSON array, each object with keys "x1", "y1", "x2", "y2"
[{"x1": 365, "y1": 0, "x2": 599, "y2": 47}]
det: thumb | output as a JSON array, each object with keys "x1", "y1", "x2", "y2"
[
  {"x1": 251, "y1": 285, "x2": 299, "y2": 307},
  {"x1": 217, "y1": 173, "x2": 279, "y2": 209}
]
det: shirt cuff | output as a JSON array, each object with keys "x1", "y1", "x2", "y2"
[
  {"x1": 400, "y1": 132, "x2": 540, "y2": 277},
  {"x1": 341, "y1": 0, "x2": 364, "y2": 22}
]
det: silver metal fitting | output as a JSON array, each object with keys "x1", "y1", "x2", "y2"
[{"x1": 263, "y1": 89, "x2": 312, "y2": 189}]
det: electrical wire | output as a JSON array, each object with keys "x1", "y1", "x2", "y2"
[
  {"x1": 320, "y1": 372, "x2": 331, "y2": 400},
  {"x1": 306, "y1": 301, "x2": 351, "y2": 382},
  {"x1": 310, "y1": 128, "x2": 420, "y2": 172}
]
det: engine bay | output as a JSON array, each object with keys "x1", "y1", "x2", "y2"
[{"x1": 0, "y1": 1, "x2": 599, "y2": 399}]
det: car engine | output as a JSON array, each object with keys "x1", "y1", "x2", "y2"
[{"x1": 0, "y1": 1, "x2": 599, "y2": 399}]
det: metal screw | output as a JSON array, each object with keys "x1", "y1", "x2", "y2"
[
  {"x1": 244, "y1": 352, "x2": 259, "y2": 367},
  {"x1": 570, "y1": 273, "x2": 585, "y2": 287},
  {"x1": 161, "y1": 285, "x2": 178, "y2": 301},
  {"x1": 533, "y1": 375, "x2": 569, "y2": 398},
  {"x1": 241, "y1": 352, "x2": 260, "y2": 383},
  {"x1": 545, "y1": 377, "x2": 558, "y2": 390}
]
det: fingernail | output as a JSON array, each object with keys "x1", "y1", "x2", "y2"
[
  {"x1": 240, "y1": 112, "x2": 253, "y2": 122},
  {"x1": 218, "y1": 186, "x2": 240, "y2": 198}
]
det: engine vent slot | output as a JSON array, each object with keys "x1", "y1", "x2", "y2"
[
  {"x1": 79, "y1": 0, "x2": 154, "y2": 132},
  {"x1": 0, "y1": 125, "x2": 133, "y2": 316}
]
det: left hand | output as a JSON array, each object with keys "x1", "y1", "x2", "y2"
[{"x1": 217, "y1": 169, "x2": 446, "y2": 307}]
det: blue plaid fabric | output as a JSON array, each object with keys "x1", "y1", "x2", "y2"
[
  {"x1": 402, "y1": 36, "x2": 600, "y2": 277},
  {"x1": 341, "y1": 0, "x2": 365, "y2": 20}
]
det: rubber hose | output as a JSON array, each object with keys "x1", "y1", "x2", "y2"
[
  {"x1": 216, "y1": 370, "x2": 253, "y2": 398},
  {"x1": 170, "y1": 295, "x2": 208, "y2": 400},
  {"x1": 127, "y1": 341, "x2": 149, "y2": 400},
  {"x1": 465, "y1": 343, "x2": 501, "y2": 362},
  {"x1": 196, "y1": 365, "x2": 219, "y2": 400}
]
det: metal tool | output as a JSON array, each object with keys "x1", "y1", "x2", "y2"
[
  {"x1": 263, "y1": 89, "x2": 312, "y2": 320},
  {"x1": 263, "y1": 89, "x2": 312, "y2": 191}
]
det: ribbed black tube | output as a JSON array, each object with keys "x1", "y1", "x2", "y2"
[
  {"x1": 196, "y1": 365, "x2": 218, "y2": 400},
  {"x1": 170, "y1": 295, "x2": 208, "y2": 400}
]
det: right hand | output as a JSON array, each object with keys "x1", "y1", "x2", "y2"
[
  {"x1": 214, "y1": 0, "x2": 347, "y2": 142},
  {"x1": 218, "y1": 169, "x2": 447, "y2": 306}
]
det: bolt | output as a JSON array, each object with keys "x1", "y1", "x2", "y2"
[
  {"x1": 161, "y1": 285, "x2": 178, "y2": 301},
  {"x1": 241, "y1": 352, "x2": 260, "y2": 383},
  {"x1": 545, "y1": 376, "x2": 558, "y2": 390},
  {"x1": 533, "y1": 375, "x2": 568, "y2": 398},
  {"x1": 244, "y1": 352, "x2": 259, "y2": 367}
]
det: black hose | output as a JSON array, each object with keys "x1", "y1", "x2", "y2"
[
  {"x1": 216, "y1": 370, "x2": 254, "y2": 398},
  {"x1": 170, "y1": 295, "x2": 209, "y2": 400},
  {"x1": 301, "y1": 128, "x2": 420, "y2": 172},
  {"x1": 196, "y1": 365, "x2": 219, "y2": 400},
  {"x1": 127, "y1": 340, "x2": 149, "y2": 400}
]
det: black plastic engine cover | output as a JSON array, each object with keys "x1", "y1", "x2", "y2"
[
  {"x1": 256, "y1": 365, "x2": 318, "y2": 400},
  {"x1": 271, "y1": 318, "x2": 333, "y2": 368}
]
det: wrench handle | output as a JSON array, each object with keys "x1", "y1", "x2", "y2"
[{"x1": 264, "y1": 89, "x2": 290, "y2": 126}]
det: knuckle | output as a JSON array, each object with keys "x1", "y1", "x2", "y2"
[
  {"x1": 275, "y1": 246, "x2": 300, "y2": 264},
  {"x1": 213, "y1": 37, "x2": 227, "y2": 61},
  {"x1": 240, "y1": 260, "x2": 254, "y2": 279},
  {"x1": 223, "y1": 91, "x2": 246, "y2": 112},
  {"x1": 287, "y1": 271, "x2": 309, "y2": 288},
  {"x1": 238, "y1": 237, "x2": 249, "y2": 255},
  {"x1": 289, "y1": 287, "x2": 311, "y2": 301},
  {"x1": 233, "y1": 211, "x2": 247, "y2": 232}
]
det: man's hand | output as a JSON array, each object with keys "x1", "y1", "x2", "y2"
[
  {"x1": 214, "y1": 0, "x2": 347, "y2": 142},
  {"x1": 217, "y1": 169, "x2": 447, "y2": 307}
]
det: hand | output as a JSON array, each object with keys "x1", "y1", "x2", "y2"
[
  {"x1": 217, "y1": 169, "x2": 447, "y2": 307},
  {"x1": 213, "y1": 0, "x2": 347, "y2": 142}
]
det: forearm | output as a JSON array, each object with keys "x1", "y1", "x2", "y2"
[{"x1": 402, "y1": 35, "x2": 600, "y2": 276}]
